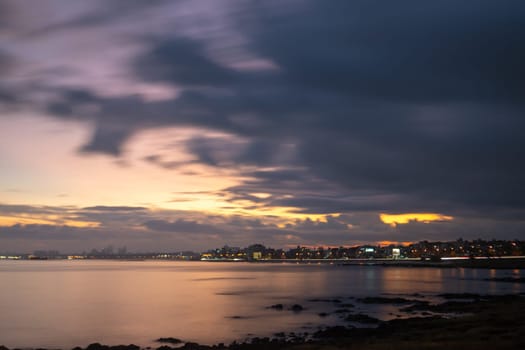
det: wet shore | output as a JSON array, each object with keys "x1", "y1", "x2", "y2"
[{"x1": 2, "y1": 293, "x2": 524, "y2": 350}]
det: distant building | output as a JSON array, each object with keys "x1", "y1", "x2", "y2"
[{"x1": 392, "y1": 248, "x2": 401, "y2": 259}]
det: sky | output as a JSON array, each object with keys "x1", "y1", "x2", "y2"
[{"x1": 1, "y1": 0, "x2": 524, "y2": 253}]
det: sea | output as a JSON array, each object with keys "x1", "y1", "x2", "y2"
[{"x1": 0, "y1": 260, "x2": 523, "y2": 349}]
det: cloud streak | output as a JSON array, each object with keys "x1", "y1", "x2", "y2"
[
  {"x1": 1, "y1": 1, "x2": 525, "y2": 251},
  {"x1": 1, "y1": 203, "x2": 524, "y2": 253}
]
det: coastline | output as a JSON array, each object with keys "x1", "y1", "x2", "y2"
[
  {"x1": 2, "y1": 294, "x2": 524, "y2": 350},
  {"x1": 340, "y1": 257, "x2": 525, "y2": 269},
  {"x1": 229, "y1": 257, "x2": 525, "y2": 269},
  {"x1": 5, "y1": 256, "x2": 525, "y2": 270}
]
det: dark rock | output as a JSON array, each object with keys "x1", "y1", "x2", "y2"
[
  {"x1": 340, "y1": 303, "x2": 355, "y2": 308},
  {"x1": 334, "y1": 308, "x2": 351, "y2": 314},
  {"x1": 290, "y1": 304, "x2": 304, "y2": 312},
  {"x1": 401, "y1": 296, "x2": 523, "y2": 314},
  {"x1": 180, "y1": 342, "x2": 205, "y2": 350},
  {"x1": 156, "y1": 337, "x2": 182, "y2": 344},
  {"x1": 287, "y1": 332, "x2": 304, "y2": 343},
  {"x1": 314, "y1": 325, "x2": 354, "y2": 339},
  {"x1": 110, "y1": 345, "x2": 140, "y2": 350},
  {"x1": 250, "y1": 337, "x2": 270, "y2": 344},
  {"x1": 345, "y1": 313, "x2": 381, "y2": 324},
  {"x1": 401, "y1": 300, "x2": 474, "y2": 313},
  {"x1": 86, "y1": 343, "x2": 109, "y2": 350},
  {"x1": 267, "y1": 303, "x2": 283, "y2": 310},
  {"x1": 318, "y1": 312, "x2": 329, "y2": 317},
  {"x1": 382, "y1": 315, "x2": 444, "y2": 331},
  {"x1": 484, "y1": 277, "x2": 525, "y2": 283},
  {"x1": 438, "y1": 293, "x2": 481, "y2": 299}
]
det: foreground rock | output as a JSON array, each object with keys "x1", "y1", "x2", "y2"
[
  {"x1": 1, "y1": 295, "x2": 524, "y2": 350},
  {"x1": 312, "y1": 294, "x2": 525, "y2": 349},
  {"x1": 156, "y1": 338, "x2": 182, "y2": 344}
]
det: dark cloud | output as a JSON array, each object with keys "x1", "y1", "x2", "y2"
[
  {"x1": 0, "y1": 49, "x2": 16, "y2": 104},
  {"x1": 249, "y1": 1, "x2": 525, "y2": 103},
  {"x1": 46, "y1": 1, "x2": 525, "y2": 207},
  {"x1": 0, "y1": 50, "x2": 11, "y2": 75},
  {"x1": 0, "y1": 224, "x2": 102, "y2": 241},
  {"x1": 143, "y1": 154, "x2": 188, "y2": 170},
  {"x1": 1, "y1": 202, "x2": 524, "y2": 253},
  {"x1": 82, "y1": 206, "x2": 147, "y2": 212},
  {"x1": 0, "y1": 0, "x2": 12, "y2": 30},
  {"x1": 0, "y1": 203, "x2": 72, "y2": 215},
  {"x1": 135, "y1": 37, "x2": 239, "y2": 87},
  {"x1": 143, "y1": 219, "x2": 223, "y2": 234},
  {"x1": 284, "y1": 216, "x2": 350, "y2": 232},
  {"x1": 3, "y1": 1, "x2": 525, "y2": 245},
  {"x1": 79, "y1": 125, "x2": 133, "y2": 156},
  {"x1": 182, "y1": 135, "x2": 288, "y2": 168}
]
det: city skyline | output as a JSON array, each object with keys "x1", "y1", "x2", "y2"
[
  {"x1": 1, "y1": 1, "x2": 525, "y2": 252},
  {"x1": 3, "y1": 238, "x2": 523, "y2": 260}
]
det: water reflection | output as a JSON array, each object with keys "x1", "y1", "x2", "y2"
[{"x1": 0, "y1": 261, "x2": 522, "y2": 348}]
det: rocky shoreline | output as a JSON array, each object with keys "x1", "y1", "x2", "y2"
[{"x1": 2, "y1": 293, "x2": 524, "y2": 350}]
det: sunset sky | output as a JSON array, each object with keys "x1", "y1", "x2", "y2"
[{"x1": 1, "y1": 1, "x2": 524, "y2": 253}]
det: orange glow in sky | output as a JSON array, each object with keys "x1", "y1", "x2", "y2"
[
  {"x1": 0, "y1": 116, "x2": 339, "y2": 229},
  {"x1": 0, "y1": 215, "x2": 100, "y2": 228},
  {"x1": 376, "y1": 240, "x2": 414, "y2": 247},
  {"x1": 380, "y1": 213, "x2": 453, "y2": 227}
]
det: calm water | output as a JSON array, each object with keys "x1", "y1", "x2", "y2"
[{"x1": 0, "y1": 260, "x2": 523, "y2": 348}]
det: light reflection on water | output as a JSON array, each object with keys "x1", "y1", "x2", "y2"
[{"x1": 0, "y1": 260, "x2": 522, "y2": 348}]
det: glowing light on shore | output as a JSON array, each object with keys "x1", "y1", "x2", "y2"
[{"x1": 380, "y1": 213, "x2": 453, "y2": 227}]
